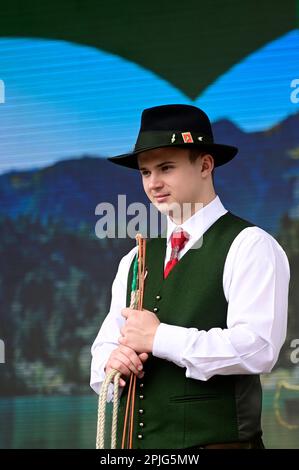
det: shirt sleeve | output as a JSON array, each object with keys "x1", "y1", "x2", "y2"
[
  {"x1": 152, "y1": 226, "x2": 290, "y2": 381},
  {"x1": 90, "y1": 245, "x2": 137, "y2": 397}
]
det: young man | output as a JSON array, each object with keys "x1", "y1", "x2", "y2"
[{"x1": 90, "y1": 104, "x2": 290, "y2": 449}]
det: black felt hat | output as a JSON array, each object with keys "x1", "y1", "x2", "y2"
[{"x1": 108, "y1": 104, "x2": 238, "y2": 169}]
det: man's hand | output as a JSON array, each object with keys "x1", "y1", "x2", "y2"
[
  {"x1": 105, "y1": 345, "x2": 149, "y2": 387},
  {"x1": 119, "y1": 308, "x2": 160, "y2": 353}
]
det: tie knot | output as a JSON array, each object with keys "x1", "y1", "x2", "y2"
[{"x1": 170, "y1": 229, "x2": 189, "y2": 251}]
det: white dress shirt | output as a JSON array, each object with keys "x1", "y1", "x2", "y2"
[{"x1": 90, "y1": 195, "x2": 290, "y2": 399}]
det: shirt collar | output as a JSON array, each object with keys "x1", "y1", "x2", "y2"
[{"x1": 166, "y1": 195, "x2": 227, "y2": 244}]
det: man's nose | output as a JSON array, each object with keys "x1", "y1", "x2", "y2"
[{"x1": 148, "y1": 173, "x2": 163, "y2": 190}]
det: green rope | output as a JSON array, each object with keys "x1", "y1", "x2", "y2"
[{"x1": 131, "y1": 254, "x2": 138, "y2": 292}]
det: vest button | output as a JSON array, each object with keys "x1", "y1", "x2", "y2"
[
  {"x1": 137, "y1": 434, "x2": 143, "y2": 440},
  {"x1": 139, "y1": 422, "x2": 144, "y2": 428},
  {"x1": 156, "y1": 295, "x2": 161, "y2": 300},
  {"x1": 153, "y1": 307, "x2": 159, "y2": 313},
  {"x1": 139, "y1": 395, "x2": 144, "y2": 400},
  {"x1": 139, "y1": 383, "x2": 144, "y2": 388},
  {"x1": 139, "y1": 409, "x2": 144, "y2": 414}
]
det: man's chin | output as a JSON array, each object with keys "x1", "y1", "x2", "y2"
[
  {"x1": 153, "y1": 200, "x2": 184, "y2": 217},
  {"x1": 153, "y1": 201, "x2": 170, "y2": 214}
]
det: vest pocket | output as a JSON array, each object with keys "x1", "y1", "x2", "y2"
[{"x1": 169, "y1": 394, "x2": 218, "y2": 403}]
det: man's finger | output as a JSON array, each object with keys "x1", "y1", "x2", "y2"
[
  {"x1": 139, "y1": 352, "x2": 149, "y2": 362},
  {"x1": 112, "y1": 350, "x2": 141, "y2": 376},
  {"x1": 119, "y1": 378, "x2": 126, "y2": 387},
  {"x1": 121, "y1": 308, "x2": 130, "y2": 318}
]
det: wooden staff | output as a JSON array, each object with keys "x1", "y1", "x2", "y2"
[{"x1": 121, "y1": 234, "x2": 147, "y2": 449}]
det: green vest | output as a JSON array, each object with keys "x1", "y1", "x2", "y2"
[{"x1": 118, "y1": 212, "x2": 262, "y2": 449}]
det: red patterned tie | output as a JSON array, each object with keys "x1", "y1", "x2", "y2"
[{"x1": 164, "y1": 229, "x2": 189, "y2": 279}]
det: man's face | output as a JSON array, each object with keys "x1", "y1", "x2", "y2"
[{"x1": 138, "y1": 147, "x2": 205, "y2": 217}]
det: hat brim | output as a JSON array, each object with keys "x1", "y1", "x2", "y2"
[{"x1": 107, "y1": 143, "x2": 238, "y2": 169}]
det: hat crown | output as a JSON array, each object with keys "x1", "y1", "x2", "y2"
[
  {"x1": 140, "y1": 104, "x2": 214, "y2": 141},
  {"x1": 107, "y1": 103, "x2": 238, "y2": 169}
]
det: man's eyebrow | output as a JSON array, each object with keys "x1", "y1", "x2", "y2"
[{"x1": 139, "y1": 161, "x2": 176, "y2": 171}]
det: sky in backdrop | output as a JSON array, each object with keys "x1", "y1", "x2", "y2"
[{"x1": 0, "y1": 29, "x2": 298, "y2": 173}]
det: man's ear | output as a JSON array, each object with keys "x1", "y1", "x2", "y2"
[{"x1": 201, "y1": 154, "x2": 214, "y2": 175}]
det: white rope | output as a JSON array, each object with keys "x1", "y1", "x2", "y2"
[
  {"x1": 96, "y1": 290, "x2": 139, "y2": 449},
  {"x1": 274, "y1": 380, "x2": 299, "y2": 430},
  {"x1": 96, "y1": 368, "x2": 121, "y2": 449}
]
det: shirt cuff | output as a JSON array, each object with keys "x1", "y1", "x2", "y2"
[
  {"x1": 90, "y1": 381, "x2": 114, "y2": 401},
  {"x1": 152, "y1": 322, "x2": 189, "y2": 367}
]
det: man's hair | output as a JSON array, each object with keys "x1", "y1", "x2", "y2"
[{"x1": 188, "y1": 149, "x2": 215, "y2": 180}]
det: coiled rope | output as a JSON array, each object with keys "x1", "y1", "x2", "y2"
[
  {"x1": 274, "y1": 380, "x2": 299, "y2": 430},
  {"x1": 96, "y1": 369, "x2": 121, "y2": 449}
]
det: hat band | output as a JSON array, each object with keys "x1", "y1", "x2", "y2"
[{"x1": 135, "y1": 131, "x2": 213, "y2": 151}]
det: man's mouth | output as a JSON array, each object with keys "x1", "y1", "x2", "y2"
[{"x1": 154, "y1": 194, "x2": 170, "y2": 202}]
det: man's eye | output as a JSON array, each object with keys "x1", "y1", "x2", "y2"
[
  {"x1": 162, "y1": 166, "x2": 173, "y2": 171},
  {"x1": 141, "y1": 171, "x2": 150, "y2": 177}
]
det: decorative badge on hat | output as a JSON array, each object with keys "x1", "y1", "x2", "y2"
[{"x1": 181, "y1": 132, "x2": 194, "y2": 143}]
